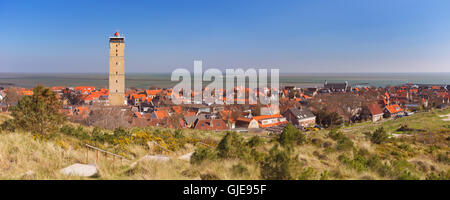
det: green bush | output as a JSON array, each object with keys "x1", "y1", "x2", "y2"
[
  {"x1": 247, "y1": 136, "x2": 264, "y2": 148},
  {"x1": 398, "y1": 143, "x2": 413, "y2": 152},
  {"x1": 336, "y1": 137, "x2": 354, "y2": 151},
  {"x1": 339, "y1": 154, "x2": 367, "y2": 172},
  {"x1": 328, "y1": 129, "x2": 344, "y2": 140},
  {"x1": 390, "y1": 159, "x2": 419, "y2": 180},
  {"x1": 114, "y1": 127, "x2": 130, "y2": 137},
  {"x1": 371, "y1": 127, "x2": 389, "y2": 144},
  {"x1": 191, "y1": 146, "x2": 217, "y2": 164},
  {"x1": 260, "y1": 144, "x2": 300, "y2": 180},
  {"x1": 250, "y1": 149, "x2": 267, "y2": 162},
  {"x1": 60, "y1": 124, "x2": 75, "y2": 135},
  {"x1": 216, "y1": 132, "x2": 250, "y2": 160},
  {"x1": 278, "y1": 124, "x2": 306, "y2": 147}
]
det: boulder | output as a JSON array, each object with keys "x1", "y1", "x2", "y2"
[{"x1": 60, "y1": 163, "x2": 98, "y2": 177}]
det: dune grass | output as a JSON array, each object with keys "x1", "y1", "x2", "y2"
[{"x1": 0, "y1": 109, "x2": 449, "y2": 180}]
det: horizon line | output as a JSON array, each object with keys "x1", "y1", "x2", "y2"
[{"x1": 2, "y1": 71, "x2": 450, "y2": 74}]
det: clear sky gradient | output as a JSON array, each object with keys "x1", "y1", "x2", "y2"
[{"x1": 1, "y1": 0, "x2": 450, "y2": 73}]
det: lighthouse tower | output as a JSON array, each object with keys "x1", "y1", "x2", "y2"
[{"x1": 108, "y1": 32, "x2": 125, "y2": 106}]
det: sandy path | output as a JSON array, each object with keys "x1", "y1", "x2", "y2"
[{"x1": 439, "y1": 114, "x2": 450, "y2": 121}]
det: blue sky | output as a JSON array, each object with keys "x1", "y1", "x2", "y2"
[{"x1": 1, "y1": 0, "x2": 450, "y2": 73}]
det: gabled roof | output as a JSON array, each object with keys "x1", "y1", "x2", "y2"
[
  {"x1": 285, "y1": 108, "x2": 315, "y2": 120},
  {"x1": 385, "y1": 104, "x2": 402, "y2": 114},
  {"x1": 153, "y1": 110, "x2": 169, "y2": 119},
  {"x1": 194, "y1": 119, "x2": 228, "y2": 130},
  {"x1": 368, "y1": 103, "x2": 383, "y2": 116},
  {"x1": 184, "y1": 115, "x2": 198, "y2": 125}
]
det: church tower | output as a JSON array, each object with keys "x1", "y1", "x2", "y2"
[{"x1": 108, "y1": 31, "x2": 125, "y2": 106}]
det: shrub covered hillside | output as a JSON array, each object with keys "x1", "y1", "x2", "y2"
[{"x1": 0, "y1": 108, "x2": 449, "y2": 179}]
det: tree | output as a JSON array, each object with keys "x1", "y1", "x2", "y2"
[
  {"x1": 62, "y1": 91, "x2": 82, "y2": 105},
  {"x1": 278, "y1": 123, "x2": 306, "y2": 147},
  {"x1": 358, "y1": 105, "x2": 372, "y2": 122},
  {"x1": 4, "y1": 87, "x2": 19, "y2": 107},
  {"x1": 7, "y1": 85, "x2": 65, "y2": 135},
  {"x1": 314, "y1": 109, "x2": 343, "y2": 128},
  {"x1": 82, "y1": 106, "x2": 130, "y2": 130},
  {"x1": 260, "y1": 144, "x2": 301, "y2": 180},
  {"x1": 371, "y1": 127, "x2": 389, "y2": 144}
]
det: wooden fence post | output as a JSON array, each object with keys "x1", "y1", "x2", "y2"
[{"x1": 86, "y1": 146, "x2": 89, "y2": 164}]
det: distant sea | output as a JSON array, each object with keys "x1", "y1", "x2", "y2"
[{"x1": 0, "y1": 73, "x2": 449, "y2": 89}]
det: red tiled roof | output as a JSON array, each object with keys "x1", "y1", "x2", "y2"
[
  {"x1": 385, "y1": 104, "x2": 402, "y2": 114},
  {"x1": 146, "y1": 89, "x2": 162, "y2": 96},
  {"x1": 51, "y1": 86, "x2": 65, "y2": 91},
  {"x1": 368, "y1": 103, "x2": 383, "y2": 116},
  {"x1": 154, "y1": 110, "x2": 169, "y2": 119}
]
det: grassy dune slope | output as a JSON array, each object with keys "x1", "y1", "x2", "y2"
[{"x1": 0, "y1": 109, "x2": 449, "y2": 180}]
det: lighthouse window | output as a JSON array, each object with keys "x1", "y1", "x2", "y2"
[
  {"x1": 116, "y1": 80, "x2": 118, "y2": 83},
  {"x1": 116, "y1": 90, "x2": 118, "y2": 93},
  {"x1": 116, "y1": 54, "x2": 118, "y2": 56},
  {"x1": 116, "y1": 62, "x2": 119, "y2": 65},
  {"x1": 116, "y1": 71, "x2": 118, "y2": 75},
  {"x1": 116, "y1": 49, "x2": 118, "y2": 52}
]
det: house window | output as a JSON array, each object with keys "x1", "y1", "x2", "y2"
[
  {"x1": 116, "y1": 89, "x2": 118, "y2": 92},
  {"x1": 116, "y1": 62, "x2": 119, "y2": 65},
  {"x1": 116, "y1": 49, "x2": 118, "y2": 52},
  {"x1": 116, "y1": 54, "x2": 118, "y2": 56},
  {"x1": 116, "y1": 80, "x2": 118, "y2": 83},
  {"x1": 116, "y1": 71, "x2": 118, "y2": 75}
]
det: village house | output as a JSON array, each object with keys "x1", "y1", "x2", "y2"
[
  {"x1": 74, "y1": 86, "x2": 95, "y2": 95},
  {"x1": 151, "y1": 109, "x2": 170, "y2": 120},
  {"x1": 283, "y1": 108, "x2": 316, "y2": 127},
  {"x1": 384, "y1": 104, "x2": 403, "y2": 118},
  {"x1": 193, "y1": 119, "x2": 229, "y2": 131},
  {"x1": 236, "y1": 114, "x2": 288, "y2": 129},
  {"x1": 146, "y1": 89, "x2": 162, "y2": 98},
  {"x1": 367, "y1": 103, "x2": 384, "y2": 122}
]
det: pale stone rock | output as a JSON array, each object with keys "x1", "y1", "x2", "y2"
[{"x1": 60, "y1": 163, "x2": 98, "y2": 177}]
